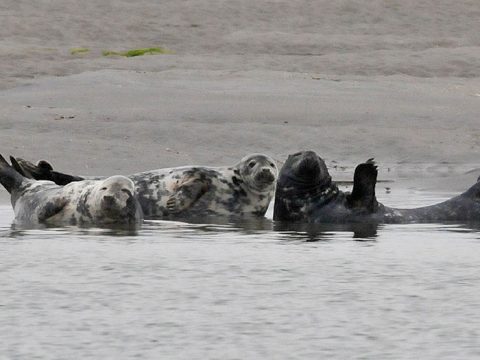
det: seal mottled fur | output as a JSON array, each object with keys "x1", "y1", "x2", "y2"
[
  {"x1": 0, "y1": 155, "x2": 142, "y2": 227},
  {"x1": 14, "y1": 154, "x2": 278, "y2": 220},
  {"x1": 274, "y1": 151, "x2": 480, "y2": 223}
]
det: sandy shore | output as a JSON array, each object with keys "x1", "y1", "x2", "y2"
[{"x1": 1, "y1": 0, "x2": 480, "y2": 202}]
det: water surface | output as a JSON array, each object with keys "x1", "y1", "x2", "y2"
[{"x1": 1, "y1": 189, "x2": 480, "y2": 359}]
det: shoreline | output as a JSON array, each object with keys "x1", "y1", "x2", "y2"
[{"x1": 1, "y1": 70, "x2": 479, "y2": 203}]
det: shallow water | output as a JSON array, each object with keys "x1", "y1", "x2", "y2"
[{"x1": 2, "y1": 188, "x2": 480, "y2": 359}]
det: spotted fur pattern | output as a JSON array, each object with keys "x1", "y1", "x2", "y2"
[
  {"x1": 15, "y1": 154, "x2": 278, "y2": 220},
  {"x1": 9, "y1": 176, "x2": 142, "y2": 227},
  {"x1": 130, "y1": 154, "x2": 278, "y2": 219}
]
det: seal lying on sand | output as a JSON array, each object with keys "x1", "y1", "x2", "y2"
[
  {"x1": 13, "y1": 154, "x2": 278, "y2": 219},
  {"x1": 0, "y1": 155, "x2": 142, "y2": 226},
  {"x1": 273, "y1": 150, "x2": 480, "y2": 223}
]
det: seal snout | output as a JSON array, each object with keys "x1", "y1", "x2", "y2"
[
  {"x1": 102, "y1": 195, "x2": 116, "y2": 206},
  {"x1": 101, "y1": 187, "x2": 134, "y2": 208},
  {"x1": 101, "y1": 194, "x2": 123, "y2": 214},
  {"x1": 256, "y1": 167, "x2": 276, "y2": 184}
]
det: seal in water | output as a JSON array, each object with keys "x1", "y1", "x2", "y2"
[
  {"x1": 13, "y1": 154, "x2": 278, "y2": 219},
  {"x1": 0, "y1": 155, "x2": 142, "y2": 227},
  {"x1": 273, "y1": 150, "x2": 480, "y2": 223}
]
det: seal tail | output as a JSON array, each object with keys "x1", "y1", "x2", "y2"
[
  {"x1": 0, "y1": 154, "x2": 27, "y2": 194},
  {"x1": 462, "y1": 178, "x2": 480, "y2": 199}
]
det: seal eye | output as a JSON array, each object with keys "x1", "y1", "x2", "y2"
[
  {"x1": 100, "y1": 187, "x2": 107, "y2": 191},
  {"x1": 269, "y1": 162, "x2": 275, "y2": 167},
  {"x1": 121, "y1": 189, "x2": 132, "y2": 197},
  {"x1": 248, "y1": 161, "x2": 256, "y2": 168}
]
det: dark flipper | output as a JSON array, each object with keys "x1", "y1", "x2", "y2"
[
  {"x1": 166, "y1": 178, "x2": 209, "y2": 214},
  {"x1": 10, "y1": 156, "x2": 34, "y2": 178},
  {"x1": 347, "y1": 158, "x2": 378, "y2": 212},
  {"x1": 0, "y1": 154, "x2": 26, "y2": 194},
  {"x1": 13, "y1": 157, "x2": 84, "y2": 185},
  {"x1": 462, "y1": 179, "x2": 480, "y2": 200},
  {"x1": 50, "y1": 170, "x2": 84, "y2": 186}
]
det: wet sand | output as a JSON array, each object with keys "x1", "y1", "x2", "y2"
[{"x1": 1, "y1": 0, "x2": 480, "y2": 202}]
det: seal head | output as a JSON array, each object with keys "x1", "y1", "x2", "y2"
[
  {"x1": 91, "y1": 176, "x2": 142, "y2": 224},
  {"x1": 281, "y1": 151, "x2": 331, "y2": 187},
  {"x1": 273, "y1": 151, "x2": 337, "y2": 221},
  {"x1": 237, "y1": 154, "x2": 278, "y2": 193}
]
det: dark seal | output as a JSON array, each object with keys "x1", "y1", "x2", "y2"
[
  {"x1": 273, "y1": 150, "x2": 480, "y2": 223},
  {"x1": 0, "y1": 155, "x2": 142, "y2": 227},
  {"x1": 13, "y1": 154, "x2": 278, "y2": 220}
]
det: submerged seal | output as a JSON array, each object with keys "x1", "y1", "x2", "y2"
[
  {"x1": 273, "y1": 150, "x2": 480, "y2": 223},
  {"x1": 14, "y1": 154, "x2": 278, "y2": 219},
  {"x1": 0, "y1": 155, "x2": 142, "y2": 227}
]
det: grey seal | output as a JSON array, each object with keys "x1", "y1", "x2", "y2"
[
  {"x1": 13, "y1": 154, "x2": 278, "y2": 220},
  {"x1": 0, "y1": 155, "x2": 142, "y2": 227},
  {"x1": 273, "y1": 150, "x2": 480, "y2": 223}
]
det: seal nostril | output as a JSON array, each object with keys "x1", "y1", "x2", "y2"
[{"x1": 103, "y1": 195, "x2": 115, "y2": 204}]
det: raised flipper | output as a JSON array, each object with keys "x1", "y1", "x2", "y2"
[
  {"x1": 10, "y1": 156, "x2": 35, "y2": 179},
  {"x1": 13, "y1": 157, "x2": 84, "y2": 185},
  {"x1": 13, "y1": 158, "x2": 54, "y2": 180},
  {"x1": 461, "y1": 178, "x2": 480, "y2": 200},
  {"x1": 0, "y1": 154, "x2": 27, "y2": 194},
  {"x1": 347, "y1": 158, "x2": 378, "y2": 212},
  {"x1": 166, "y1": 178, "x2": 209, "y2": 214}
]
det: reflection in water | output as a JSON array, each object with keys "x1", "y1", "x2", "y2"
[
  {"x1": 2, "y1": 205, "x2": 480, "y2": 242},
  {"x1": 2, "y1": 204, "x2": 480, "y2": 359},
  {"x1": 274, "y1": 221, "x2": 379, "y2": 241}
]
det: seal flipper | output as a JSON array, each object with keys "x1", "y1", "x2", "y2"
[
  {"x1": 13, "y1": 157, "x2": 84, "y2": 185},
  {"x1": 461, "y1": 178, "x2": 480, "y2": 200},
  {"x1": 10, "y1": 156, "x2": 34, "y2": 178},
  {"x1": 49, "y1": 170, "x2": 84, "y2": 186},
  {"x1": 166, "y1": 178, "x2": 209, "y2": 214},
  {"x1": 0, "y1": 154, "x2": 27, "y2": 194},
  {"x1": 13, "y1": 157, "x2": 54, "y2": 180},
  {"x1": 347, "y1": 158, "x2": 378, "y2": 212}
]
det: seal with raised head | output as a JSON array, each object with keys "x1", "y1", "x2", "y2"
[
  {"x1": 14, "y1": 154, "x2": 278, "y2": 220},
  {"x1": 273, "y1": 150, "x2": 480, "y2": 223},
  {"x1": 0, "y1": 155, "x2": 142, "y2": 227}
]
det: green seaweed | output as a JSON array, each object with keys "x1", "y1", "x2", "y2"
[
  {"x1": 102, "y1": 47, "x2": 173, "y2": 57},
  {"x1": 102, "y1": 50, "x2": 123, "y2": 57},
  {"x1": 70, "y1": 47, "x2": 90, "y2": 55}
]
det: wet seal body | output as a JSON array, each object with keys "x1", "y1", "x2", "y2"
[
  {"x1": 15, "y1": 154, "x2": 278, "y2": 220},
  {"x1": 0, "y1": 156, "x2": 142, "y2": 227},
  {"x1": 274, "y1": 151, "x2": 480, "y2": 223}
]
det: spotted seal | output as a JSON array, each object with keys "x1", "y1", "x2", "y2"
[
  {"x1": 0, "y1": 155, "x2": 142, "y2": 227},
  {"x1": 13, "y1": 154, "x2": 278, "y2": 220},
  {"x1": 273, "y1": 150, "x2": 480, "y2": 223}
]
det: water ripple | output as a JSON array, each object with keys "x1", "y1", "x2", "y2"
[{"x1": 1, "y1": 203, "x2": 480, "y2": 359}]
